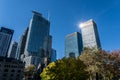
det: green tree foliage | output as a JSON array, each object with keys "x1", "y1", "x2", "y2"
[{"x1": 40, "y1": 58, "x2": 88, "y2": 80}]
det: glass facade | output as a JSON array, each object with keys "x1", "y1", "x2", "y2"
[
  {"x1": 65, "y1": 32, "x2": 83, "y2": 58},
  {"x1": 16, "y1": 27, "x2": 28, "y2": 60},
  {"x1": 0, "y1": 27, "x2": 14, "y2": 57},
  {"x1": 43, "y1": 35, "x2": 52, "y2": 57},
  {"x1": 24, "y1": 11, "x2": 51, "y2": 67},
  {"x1": 25, "y1": 11, "x2": 50, "y2": 56},
  {"x1": 80, "y1": 19, "x2": 101, "y2": 49},
  {"x1": 8, "y1": 41, "x2": 18, "y2": 58},
  {"x1": 50, "y1": 49, "x2": 56, "y2": 62}
]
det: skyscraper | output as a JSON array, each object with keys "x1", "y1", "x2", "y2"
[
  {"x1": 24, "y1": 11, "x2": 52, "y2": 67},
  {"x1": 43, "y1": 35, "x2": 52, "y2": 58},
  {"x1": 80, "y1": 19, "x2": 101, "y2": 49},
  {"x1": 16, "y1": 27, "x2": 28, "y2": 60},
  {"x1": 0, "y1": 27, "x2": 14, "y2": 57},
  {"x1": 50, "y1": 49, "x2": 57, "y2": 62},
  {"x1": 65, "y1": 32, "x2": 83, "y2": 58},
  {"x1": 8, "y1": 41, "x2": 18, "y2": 58}
]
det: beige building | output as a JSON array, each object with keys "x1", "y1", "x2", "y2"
[{"x1": 80, "y1": 19, "x2": 101, "y2": 49}]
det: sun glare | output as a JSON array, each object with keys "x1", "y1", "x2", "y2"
[{"x1": 78, "y1": 23, "x2": 84, "y2": 28}]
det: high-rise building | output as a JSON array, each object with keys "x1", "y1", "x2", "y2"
[
  {"x1": 8, "y1": 41, "x2": 18, "y2": 58},
  {"x1": 80, "y1": 19, "x2": 101, "y2": 49},
  {"x1": 24, "y1": 11, "x2": 52, "y2": 67},
  {"x1": 65, "y1": 32, "x2": 83, "y2": 58},
  {"x1": 0, "y1": 27, "x2": 14, "y2": 57},
  {"x1": 16, "y1": 27, "x2": 28, "y2": 60},
  {"x1": 43, "y1": 35, "x2": 52, "y2": 58},
  {"x1": 50, "y1": 49, "x2": 57, "y2": 62}
]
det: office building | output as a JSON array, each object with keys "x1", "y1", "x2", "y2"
[
  {"x1": 43, "y1": 35, "x2": 52, "y2": 58},
  {"x1": 8, "y1": 41, "x2": 18, "y2": 58},
  {"x1": 0, "y1": 56, "x2": 25, "y2": 80},
  {"x1": 50, "y1": 49, "x2": 57, "y2": 62},
  {"x1": 80, "y1": 19, "x2": 101, "y2": 49},
  {"x1": 24, "y1": 11, "x2": 52, "y2": 67},
  {"x1": 16, "y1": 27, "x2": 28, "y2": 60},
  {"x1": 0, "y1": 27, "x2": 14, "y2": 57},
  {"x1": 65, "y1": 32, "x2": 83, "y2": 58}
]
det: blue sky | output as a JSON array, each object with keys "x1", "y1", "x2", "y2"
[{"x1": 0, "y1": 0, "x2": 120, "y2": 59}]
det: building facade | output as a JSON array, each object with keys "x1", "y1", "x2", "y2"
[
  {"x1": 24, "y1": 11, "x2": 52, "y2": 67},
  {"x1": 0, "y1": 27, "x2": 14, "y2": 57},
  {"x1": 16, "y1": 27, "x2": 28, "y2": 60},
  {"x1": 50, "y1": 49, "x2": 57, "y2": 62},
  {"x1": 8, "y1": 41, "x2": 18, "y2": 58},
  {"x1": 80, "y1": 19, "x2": 101, "y2": 49},
  {"x1": 0, "y1": 56, "x2": 25, "y2": 80},
  {"x1": 65, "y1": 32, "x2": 83, "y2": 58}
]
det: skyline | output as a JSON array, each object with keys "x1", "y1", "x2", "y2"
[{"x1": 0, "y1": 0, "x2": 120, "y2": 59}]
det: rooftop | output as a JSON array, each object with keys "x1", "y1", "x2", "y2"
[
  {"x1": 0, "y1": 56, "x2": 24, "y2": 64},
  {"x1": 80, "y1": 19, "x2": 95, "y2": 28},
  {"x1": 32, "y1": 10, "x2": 42, "y2": 16},
  {"x1": 66, "y1": 32, "x2": 80, "y2": 38}
]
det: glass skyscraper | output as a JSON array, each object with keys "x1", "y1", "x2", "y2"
[
  {"x1": 16, "y1": 27, "x2": 28, "y2": 60},
  {"x1": 24, "y1": 11, "x2": 52, "y2": 67},
  {"x1": 50, "y1": 49, "x2": 57, "y2": 62},
  {"x1": 65, "y1": 32, "x2": 83, "y2": 58},
  {"x1": 80, "y1": 19, "x2": 101, "y2": 49},
  {"x1": 0, "y1": 27, "x2": 14, "y2": 57},
  {"x1": 8, "y1": 41, "x2": 18, "y2": 58}
]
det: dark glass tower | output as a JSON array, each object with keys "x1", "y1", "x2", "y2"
[
  {"x1": 0, "y1": 27, "x2": 14, "y2": 57},
  {"x1": 65, "y1": 32, "x2": 83, "y2": 58},
  {"x1": 24, "y1": 11, "x2": 52, "y2": 67}
]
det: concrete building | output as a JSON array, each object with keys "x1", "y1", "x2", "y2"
[
  {"x1": 24, "y1": 11, "x2": 52, "y2": 67},
  {"x1": 80, "y1": 19, "x2": 101, "y2": 49},
  {"x1": 0, "y1": 27, "x2": 14, "y2": 57},
  {"x1": 8, "y1": 41, "x2": 18, "y2": 58},
  {"x1": 0, "y1": 56, "x2": 25, "y2": 80},
  {"x1": 65, "y1": 32, "x2": 83, "y2": 58}
]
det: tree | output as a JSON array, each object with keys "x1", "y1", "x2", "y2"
[
  {"x1": 40, "y1": 58, "x2": 88, "y2": 80},
  {"x1": 108, "y1": 50, "x2": 120, "y2": 79},
  {"x1": 33, "y1": 63, "x2": 45, "y2": 80},
  {"x1": 79, "y1": 48, "x2": 102, "y2": 80},
  {"x1": 79, "y1": 48, "x2": 120, "y2": 80},
  {"x1": 24, "y1": 64, "x2": 36, "y2": 79}
]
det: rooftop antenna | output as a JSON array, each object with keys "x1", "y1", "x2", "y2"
[{"x1": 47, "y1": 11, "x2": 50, "y2": 21}]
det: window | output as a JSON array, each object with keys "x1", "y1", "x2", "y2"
[
  {"x1": 16, "y1": 74, "x2": 20, "y2": 77},
  {"x1": 10, "y1": 74, "x2": 14, "y2": 77},
  {"x1": 2, "y1": 78, "x2": 6, "y2": 80},
  {"x1": 3, "y1": 74, "x2": 7, "y2": 77},
  {"x1": 18, "y1": 70, "x2": 21, "y2": 73},
  {"x1": 4, "y1": 69, "x2": 8, "y2": 72},
  {"x1": 4, "y1": 65, "x2": 10, "y2": 68},
  {"x1": 11, "y1": 69, "x2": 15, "y2": 72}
]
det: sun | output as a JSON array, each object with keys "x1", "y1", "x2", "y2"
[{"x1": 78, "y1": 23, "x2": 84, "y2": 28}]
